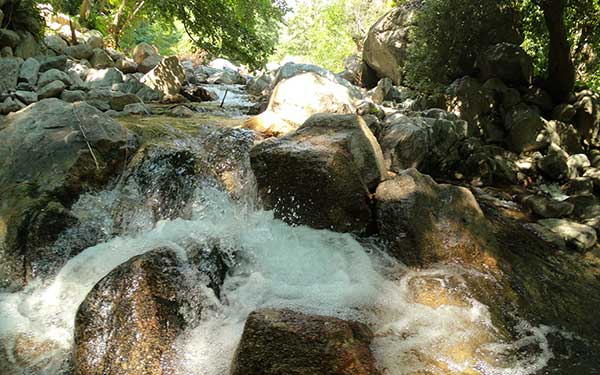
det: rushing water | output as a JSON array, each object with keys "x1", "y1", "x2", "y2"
[{"x1": 0, "y1": 183, "x2": 555, "y2": 374}]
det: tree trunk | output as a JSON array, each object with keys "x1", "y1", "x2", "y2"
[
  {"x1": 540, "y1": 0, "x2": 575, "y2": 101},
  {"x1": 69, "y1": 19, "x2": 78, "y2": 45}
]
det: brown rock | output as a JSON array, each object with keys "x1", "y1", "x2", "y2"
[{"x1": 231, "y1": 308, "x2": 380, "y2": 375}]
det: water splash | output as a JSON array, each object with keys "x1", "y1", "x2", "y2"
[{"x1": 0, "y1": 187, "x2": 556, "y2": 374}]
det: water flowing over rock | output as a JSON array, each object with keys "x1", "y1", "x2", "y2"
[
  {"x1": 244, "y1": 72, "x2": 358, "y2": 136},
  {"x1": 231, "y1": 308, "x2": 379, "y2": 375},
  {"x1": 0, "y1": 99, "x2": 135, "y2": 289},
  {"x1": 74, "y1": 248, "x2": 195, "y2": 375},
  {"x1": 251, "y1": 113, "x2": 384, "y2": 233}
]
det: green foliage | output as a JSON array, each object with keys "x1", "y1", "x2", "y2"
[
  {"x1": 120, "y1": 21, "x2": 194, "y2": 56},
  {"x1": 274, "y1": 0, "x2": 393, "y2": 72},
  {"x1": 405, "y1": 0, "x2": 519, "y2": 92}
]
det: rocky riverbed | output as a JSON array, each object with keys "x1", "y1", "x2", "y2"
[{"x1": 1, "y1": 3, "x2": 600, "y2": 374}]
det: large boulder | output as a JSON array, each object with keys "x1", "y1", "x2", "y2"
[
  {"x1": 37, "y1": 80, "x2": 66, "y2": 99},
  {"x1": 85, "y1": 67, "x2": 124, "y2": 89},
  {"x1": 244, "y1": 72, "x2": 358, "y2": 136},
  {"x1": 477, "y1": 43, "x2": 533, "y2": 86},
  {"x1": 140, "y1": 56, "x2": 185, "y2": 97},
  {"x1": 74, "y1": 248, "x2": 195, "y2": 375},
  {"x1": 65, "y1": 43, "x2": 94, "y2": 60},
  {"x1": 573, "y1": 91, "x2": 600, "y2": 148},
  {"x1": 0, "y1": 99, "x2": 135, "y2": 289},
  {"x1": 231, "y1": 308, "x2": 379, "y2": 375},
  {"x1": 380, "y1": 113, "x2": 467, "y2": 176},
  {"x1": 18, "y1": 57, "x2": 40, "y2": 86},
  {"x1": 363, "y1": 6, "x2": 417, "y2": 85},
  {"x1": 251, "y1": 113, "x2": 385, "y2": 233},
  {"x1": 504, "y1": 104, "x2": 552, "y2": 153},
  {"x1": 89, "y1": 48, "x2": 114, "y2": 69},
  {"x1": 445, "y1": 76, "x2": 493, "y2": 133},
  {"x1": 38, "y1": 68, "x2": 73, "y2": 88},
  {"x1": 44, "y1": 34, "x2": 68, "y2": 54},
  {"x1": 375, "y1": 168, "x2": 497, "y2": 266}
]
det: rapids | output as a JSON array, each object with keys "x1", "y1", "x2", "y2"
[{"x1": 0, "y1": 185, "x2": 555, "y2": 374}]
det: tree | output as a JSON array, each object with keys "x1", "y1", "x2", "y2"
[{"x1": 274, "y1": 0, "x2": 392, "y2": 72}]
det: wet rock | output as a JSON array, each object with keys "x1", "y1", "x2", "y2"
[
  {"x1": 363, "y1": 6, "x2": 417, "y2": 85},
  {"x1": 182, "y1": 86, "x2": 218, "y2": 102},
  {"x1": 522, "y1": 195, "x2": 574, "y2": 218},
  {"x1": 132, "y1": 42, "x2": 158, "y2": 65},
  {"x1": 89, "y1": 48, "x2": 114, "y2": 69},
  {"x1": 140, "y1": 56, "x2": 185, "y2": 97},
  {"x1": 375, "y1": 168, "x2": 496, "y2": 266},
  {"x1": 74, "y1": 248, "x2": 193, "y2": 375},
  {"x1": 523, "y1": 223, "x2": 567, "y2": 250},
  {"x1": 251, "y1": 114, "x2": 385, "y2": 233},
  {"x1": 231, "y1": 308, "x2": 379, "y2": 375},
  {"x1": 0, "y1": 99, "x2": 135, "y2": 289},
  {"x1": 477, "y1": 43, "x2": 533, "y2": 86},
  {"x1": 207, "y1": 69, "x2": 245, "y2": 85},
  {"x1": 244, "y1": 72, "x2": 358, "y2": 136},
  {"x1": 65, "y1": 43, "x2": 93, "y2": 60},
  {"x1": 538, "y1": 219, "x2": 597, "y2": 252},
  {"x1": 37, "y1": 80, "x2": 66, "y2": 99},
  {"x1": 0, "y1": 57, "x2": 22, "y2": 93},
  {"x1": 18, "y1": 57, "x2": 40, "y2": 86},
  {"x1": 380, "y1": 114, "x2": 466, "y2": 177}
]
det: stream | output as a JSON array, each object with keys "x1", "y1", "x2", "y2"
[{"x1": 0, "y1": 84, "x2": 558, "y2": 374}]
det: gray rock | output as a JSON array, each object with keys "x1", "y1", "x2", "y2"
[
  {"x1": 140, "y1": 56, "x2": 185, "y2": 96},
  {"x1": 446, "y1": 76, "x2": 492, "y2": 133},
  {"x1": 81, "y1": 30, "x2": 104, "y2": 49},
  {"x1": 89, "y1": 48, "x2": 114, "y2": 69},
  {"x1": 123, "y1": 102, "x2": 150, "y2": 115},
  {"x1": 115, "y1": 58, "x2": 137, "y2": 74},
  {"x1": 14, "y1": 90, "x2": 37, "y2": 105},
  {"x1": 14, "y1": 32, "x2": 44, "y2": 59},
  {"x1": 1, "y1": 46, "x2": 12, "y2": 57},
  {"x1": 524, "y1": 223, "x2": 566, "y2": 250},
  {"x1": 0, "y1": 29, "x2": 21, "y2": 49},
  {"x1": 538, "y1": 219, "x2": 597, "y2": 252},
  {"x1": 561, "y1": 178, "x2": 594, "y2": 196},
  {"x1": 538, "y1": 147, "x2": 570, "y2": 181},
  {"x1": 363, "y1": 6, "x2": 417, "y2": 85},
  {"x1": 132, "y1": 42, "x2": 158, "y2": 65},
  {"x1": 381, "y1": 114, "x2": 466, "y2": 176},
  {"x1": 504, "y1": 104, "x2": 551, "y2": 153},
  {"x1": 38, "y1": 68, "x2": 73, "y2": 88},
  {"x1": 38, "y1": 55, "x2": 67, "y2": 72},
  {"x1": 66, "y1": 59, "x2": 91, "y2": 80},
  {"x1": 0, "y1": 97, "x2": 24, "y2": 114},
  {"x1": 573, "y1": 92, "x2": 600, "y2": 148},
  {"x1": 37, "y1": 80, "x2": 66, "y2": 99},
  {"x1": 60, "y1": 89, "x2": 86, "y2": 103},
  {"x1": 371, "y1": 77, "x2": 393, "y2": 104},
  {"x1": 18, "y1": 57, "x2": 40, "y2": 86},
  {"x1": 565, "y1": 195, "x2": 600, "y2": 222},
  {"x1": 85, "y1": 68, "x2": 124, "y2": 89},
  {"x1": 251, "y1": 113, "x2": 385, "y2": 233},
  {"x1": 0, "y1": 57, "x2": 23, "y2": 93},
  {"x1": 65, "y1": 43, "x2": 93, "y2": 60},
  {"x1": 522, "y1": 195, "x2": 574, "y2": 218},
  {"x1": 44, "y1": 34, "x2": 68, "y2": 54},
  {"x1": 137, "y1": 54, "x2": 162, "y2": 74},
  {"x1": 477, "y1": 43, "x2": 533, "y2": 85}
]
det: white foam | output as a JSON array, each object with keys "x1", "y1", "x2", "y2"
[{"x1": 0, "y1": 188, "x2": 555, "y2": 374}]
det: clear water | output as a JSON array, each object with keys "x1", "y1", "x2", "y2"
[{"x1": 0, "y1": 184, "x2": 554, "y2": 374}]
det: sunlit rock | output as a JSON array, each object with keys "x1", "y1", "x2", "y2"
[
  {"x1": 251, "y1": 113, "x2": 384, "y2": 233},
  {"x1": 141, "y1": 56, "x2": 185, "y2": 97},
  {"x1": 74, "y1": 248, "x2": 196, "y2": 375},
  {"x1": 231, "y1": 308, "x2": 380, "y2": 375},
  {"x1": 538, "y1": 218, "x2": 597, "y2": 251},
  {"x1": 375, "y1": 168, "x2": 497, "y2": 266},
  {"x1": 132, "y1": 42, "x2": 158, "y2": 65},
  {"x1": 244, "y1": 72, "x2": 358, "y2": 136}
]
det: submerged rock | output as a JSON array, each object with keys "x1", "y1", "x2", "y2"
[
  {"x1": 231, "y1": 308, "x2": 379, "y2": 375},
  {"x1": 74, "y1": 248, "x2": 193, "y2": 375},
  {"x1": 251, "y1": 113, "x2": 385, "y2": 233}
]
